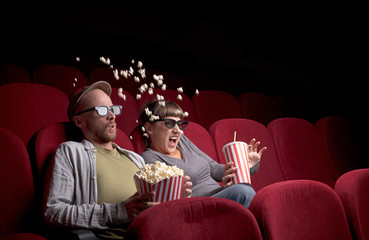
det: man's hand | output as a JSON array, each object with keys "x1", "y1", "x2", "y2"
[{"x1": 124, "y1": 192, "x2": 158, "y2": 221}]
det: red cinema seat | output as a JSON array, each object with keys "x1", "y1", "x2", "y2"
[
  {"x1": 335, "y1": 169, "x2": 369, "y2": 240},
  {"x1": 316, "y1": 116, "x2": 368, "y2": 179},
  {"x1": 0, "y1": 83, "x2": 69, "y2": 146},
  {"x1": 138, "y1": 88, "x2": 198, "y2": 123},
  {"x1": 209, "y1": 118, "x2": 285, "y2": 192},
  {"x1": 192, "y1": 90, "x2": 242, "y2": 130},
  {"x1": 249, "y1": 180, "x2": 352, "y2": 240},
  {"x1": 0, "y1": 128, "x2": 46, "y2": 239},
  {"x1": 33, "y1": 64, "x2": 89, "y2": 97},
  {"x1": 125, "y1": 197, "x2": 262, "y2": 240},
  {"x1": 110, "y1": 87, "x2": 140, "y2": 136},
  {"x1": 0, "y1": 62, "x2": 31, "y2": 85},
  {"x1": 183, "y1": 121, "x2": 218, "y2": 162},
  {"x1": 238, "y1": 92, "x2": 281, "y2": 126},
  {"x1": 267, "y1": 118, "x2": 336, "y2": 188}
]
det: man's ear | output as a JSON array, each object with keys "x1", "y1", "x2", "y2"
[{"x1": 73, "y1": 116, "x2": 85, "y2": 128}]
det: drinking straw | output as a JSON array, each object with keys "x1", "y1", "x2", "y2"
[{"x1": 234, "y1": 131, "x2": 237, "y2": 142}]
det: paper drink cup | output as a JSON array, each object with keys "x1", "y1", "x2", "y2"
[
  {"x1": 222, "y1": 141, "x2": 251, "y2": 184},
  {"x1": 134, "y1": 175, "x2": 184, "y2": 202}
]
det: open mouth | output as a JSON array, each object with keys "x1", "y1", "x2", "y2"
[{"x1": 169, "y1": 136, "x2": 178, "y2": 148}]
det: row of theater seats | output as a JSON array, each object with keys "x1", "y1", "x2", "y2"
[
  {"x1": 1, "y1": 116, "x2": 368, "y2": 239},
  {"x1": 1, "y1": 62, "x2": 313, "y2": 126},
  {"x1": 1, "y1": 65, "x2": 368, "y2": 239},
  {"x1": 0, "y1": 82, "x2": 301, "y2": 148}
]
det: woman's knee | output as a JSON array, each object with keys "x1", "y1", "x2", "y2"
[{"x1": 230, "y1": 184, "x2": 256, "y2": 199}]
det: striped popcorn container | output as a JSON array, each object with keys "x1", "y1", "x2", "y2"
[
  {"x1": 134, "y1": 175, "x2": 184, "y2": 202},
  {"x1": 222, "y1": 141, "x2": 251, "y2": 184}
]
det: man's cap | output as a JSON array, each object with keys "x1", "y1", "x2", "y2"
[{"x1": 67, "y1": 81, "x2": 112, "y2": 121}]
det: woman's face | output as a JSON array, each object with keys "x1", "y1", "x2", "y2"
[{"x1": 145, "y1": 116, "x2": 182, "y2": 155}]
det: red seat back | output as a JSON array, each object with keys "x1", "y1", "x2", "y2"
[
  {"x1": 209, "y1": 118, "x2": 285, "y2": 191},
  {"x1": 192, "y1": 90, "x2": 242, "y2": 129},
  {"x1": 238, "y1": 92, "x2": 281, "y2": 126},
  {"x1": 126, "y1": 197, "x2": 262, "y2": 240},
  {"x1": 0, "y1": 128, "x2": 36, "y2": 235},
  {"x1": 0, "y1": 63, "x2": 31, "y2": 85},
  {"x1": 267, "y1": 118, "x2": 336, "y2": 187},
  {"x1": 335, "y1": 169, "x2": 369, "y2": 240},
  {"x1": 249, "y1": 180, "x2": 352, "y2": 240},
  {"x1": 32, "y1": 64, "x2": 89, "y2": 97},
  {"x1": 316, "y1": 116, "x2": 368, "y2": 179},
  {"x1": 110, "y1": 87, "x2": 140, "y2": 136},
  {"x1": 183, "y1": 121, "x2": 218, "y2": 162},
  {"x1": 0, "y1": 83, "x2": 69, "y2": 146}
]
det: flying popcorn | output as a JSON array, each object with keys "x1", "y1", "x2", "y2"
[
  {"x1": 137, "y1": 61, "x2": 143, "y2": 68},
  {"x1": 100, "y1": 56, "x2": 110, "y2": 65},
  {"x1": 129, "y1": 67, "x2": 134, "y2": 75},
  {"x1": 145, "y1": 107, "x2": 152, "y2": 117},
  {"x1": 161, "y1": 84, "x2": 167, "y2": 91},
  {"x1": 135, "y1": 161, "x2": 184, "y2": 184},
  {"x1": 118, "y1": 88, "x2": 125, "y2": 100},
  {"x1": 183, "y1": 111, "x2": 189, "y2": 117},
  {"x1": 134, "y1": 76, "x2": 140, "y2": 83},
  {"x1": 113, "y1": 69, "x2": 119, "y2": 80},
  {"x1": 138, "y1": 69, "x2": 146, "y2": 79},
  {"x1": 149, "y1": 114, "x2": 160, "y2": 122},
  {"x1": 136, "y1": 94, "x2": 141, "y2": 100},
  {"x1": 177, "y1": 94, "x2": 183, "y2": 101},
  {"x1": 153, "y1": 74, "x2": 160, "y2": 81},
  {"x1": 156, "y1": 94, "x2": 164, "y2": 101},
  {"x1": 195, "y1": 89, "x2": 199, "y2": 95},
  {"x1": 120, "y1": 70, "x2": 128, "y2": 78},
  {"x1": 177, "y1": 87, "x2": 183, "y2": 93},
  {"x1": 76, "y1": 57, "x2": 80, "y2": 62},
  {"x1": 148, "y1": 88, "x2": 153, "y2": 95}
]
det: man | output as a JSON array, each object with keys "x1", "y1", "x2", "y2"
[{"x1": 43, "y1": 81, "x2": 191, "y2": 239}]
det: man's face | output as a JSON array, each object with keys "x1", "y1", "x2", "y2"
[{"x1": 74, "y1": 89, "x2": 117, "y2": 147}]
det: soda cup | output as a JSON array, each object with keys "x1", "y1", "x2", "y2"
[{"x1": 222, "y1": 141, "x2": 251, "y2": 184}]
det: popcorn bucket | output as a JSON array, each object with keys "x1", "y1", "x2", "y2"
[
  {"x1": 222, "y1": 141, "x2": 251, "y2": 184},
  {"x1": 134, "y1": 175, "x2": 184, "y2": 202}
]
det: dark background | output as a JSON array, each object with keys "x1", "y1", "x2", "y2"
[{"x1": 1, "y1": 2, "x2": 367, "y2": 122}]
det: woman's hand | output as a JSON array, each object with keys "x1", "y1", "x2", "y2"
[
  {"x1": 182, "y1": 175, "x2": 192, "y2": 198},
  {"x1": 248, "y1": 138, "x2": 267, "y2": 168},
  {"x1": 124, "y1": 192, "x2": 158, "y2": 221},
  {"x1": 222, "y1": 162, "x2": 237, "y2": 189}
]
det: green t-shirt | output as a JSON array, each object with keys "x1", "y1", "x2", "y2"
[{"x1": 94, "y1": 146, "x2": 139, "y2": 204}]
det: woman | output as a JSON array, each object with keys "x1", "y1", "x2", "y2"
[{"x1": 139, "y1": 100, "x2": 266, "y2": 208}]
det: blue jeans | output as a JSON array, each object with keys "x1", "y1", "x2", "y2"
[{"x1": 211, "y1": 184, "x2": 256, "y2": 208}]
